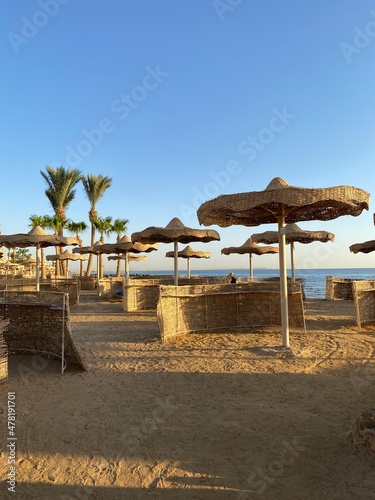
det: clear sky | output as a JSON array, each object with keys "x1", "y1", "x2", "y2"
[{"x1": 1, "y1": 0, "x2": 375, "y2": 274}]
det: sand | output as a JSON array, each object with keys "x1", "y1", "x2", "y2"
[{"x1": 1, "y1": 294, "x2": 375, "y2": 499}]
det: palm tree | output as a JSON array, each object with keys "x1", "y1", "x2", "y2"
[
  {"x1": 43, "y1": 215, "x2": 70, "y2": 276},
  {"x1": 111, "y1": 218, "x2": 129, "y2": 277},
  {"x1": 66, "y1": 221, "x2": 88, "y2": 276},
  {"x1": 29, "y1": 214, "x2": 51, "y2": 280},
  {"x1": 40, "y1": 166, "x2": 83, "y2": 236},
  {"x1": 93, "y1": 216, "x2": 113, "y2": 278},
  {"x1": 82, "y1": 174, "x2": 112, "y2": 276}
]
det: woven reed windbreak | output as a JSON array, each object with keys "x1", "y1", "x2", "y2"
[
  {"x1": 0, "y1": 291, "x2": 85, "y2": 370},
  {"x1": 0, "y1": 318, "x2": 9, "y2": 382},
  {"x1": 97, "y1": 278, "x2": 123, "y2": 298},
  {"x1": 157, "y1": 282, "x2": 305, "y2": 341},
  {"x1": 2, "y1": 279, "x2": 80, "y2": 304},
  {"x1": 326, "y1": 276, "x2": 356, "y2": 300},
  {"x1": 352, "y1": 280, "x2": 375, "y2": 328},
  {"x1": 123, "y1": 277, "x2": 224, "y2": 312}
]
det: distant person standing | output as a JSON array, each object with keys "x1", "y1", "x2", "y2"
[{"x1": 229, "y1": 272, "x2": 237, "y2": 284}]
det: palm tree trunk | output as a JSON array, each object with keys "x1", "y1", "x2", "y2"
[
  {"x1": 85, "y1": 222, "x2": 96, "y2": 276},
  {"x1": 41, "y1": 248, "x2": 46, "y2": 280},
  {"x1": 116, "y1": 257, "x2": 121, "y2": 278}
]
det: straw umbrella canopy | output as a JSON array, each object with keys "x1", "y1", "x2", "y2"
[
  {"x1": 251, "y1": 223, "x2": 335, "y2": 282},
  {"x1": 96, "y1": 235, "x2": 158, "y2": 279},
  {"x1": 72, "y1": 241, "x2": 104, "y2": 277},
  {"x1": 197, "y1": 177, "x2": 369, "y2": 347},
  {"x1": 131, "y1": 217, "x2": 220, "y2": 285},
  {"x1": 221, "y1": 238, "x2": 279, "y2": 280},
  {"x1": 349, "y1": 240, "x2": 375, "y2": 254},
  {"x1": 165, "y1": 245, "x2": 211, "y2": 279},
  {"x1": 21, "y1": 256, "x2": 37, "y2": 276},
  {"x1": 46, "y1": 249, "x2": 88, "y2": 277},
  {"x1": 0, "y1": 226, "x2": 79, "y2": 291},
  {"x1": 108, "y1": 254, "x2": 147, "y2": 273}
]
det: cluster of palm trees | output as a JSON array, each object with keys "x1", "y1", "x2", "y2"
[{"x1": 23, "y1": 166, "x2": 129, "y2": 278}]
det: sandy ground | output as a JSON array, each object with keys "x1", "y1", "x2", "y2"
[{"x1": 1, "y1": 293, "x2": 375, "y2": 499}]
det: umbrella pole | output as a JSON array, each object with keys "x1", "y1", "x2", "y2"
[
  {"x1": 249, "y1": 253, "x2": 253, "y2": 280},
  {"x1": 96, "y1": 254, "x2": 99, "y2": 297},
  {"x1": 291, "y1": 241, "x2": 296, "y2": 283},
  {"x1": 174, "y1": 241, "x2": 178, "y2": 286},
  {"x1": 277, "y1": 213, "x2": 289, "y2": 347},
  {"x1": 125, "y1": 252, "x2": 129, "y2": 279},
  {"x1": 187, "y1": 258, "x2": 191, "y2": 279},
  {"x1": 35, "y1": 245, "x2": 40, "y2": 292}
]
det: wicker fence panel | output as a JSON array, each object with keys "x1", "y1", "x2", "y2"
[
  {"x1": 123, "y1": 278, "x2": 223, "y2": 312},
  {"x1": 326, "y1": 276, "x2": 356, "y2": 300},
  {"x1": 352, "y1": 280, "x2": 375, "y2": 328},
  {"x1": 0, "y1": 319, "x2": 9, "y2": 382},
  {"x1": 157, "y1": 282, "x2": 305, "y2": 341},
  {"x1": 0, "y1": 291, "x2": 85, "y2": 370}
]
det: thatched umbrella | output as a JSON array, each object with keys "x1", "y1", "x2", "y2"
[
  {"x1": 97, "y1": 235, "x2": 158, "y2": 279},
  {"x1": 165, "y1": 245, "x2": 210, "y2": 279},
  {"x1": 108, "y1": 253, "x2": 147, "y2": 271},
  {"x1": 0, "y1": 226, "x2": 79, "y2": 291},
  {"x1": 221, "y1": 238, "x2": 279, "y2": 280},
  {"x1": 20, "y1": 256, "x2": 37, "y2": 276},
  {"x1": 46, "y1": 249, "x2": 88, "y2": 277},
  {"x1": 251, "y1": 223, "x2": 335, "y2": 282},
  {"x1": 131, "y1": 217, "x2": 220, "y2": 285},
  {"x1": 197, "y1": 177, "x2": 369, "y2": 347},
  {"x1": 349, "y1": 240, "x2": 375, "y2": 254},
  {"x1": 72, "y1": 241, "x2": 103, "y2": 277}
]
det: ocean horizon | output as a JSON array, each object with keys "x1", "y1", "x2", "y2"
[{"x1": 108, "y1": 267, "x2": 375, "y2": 299}]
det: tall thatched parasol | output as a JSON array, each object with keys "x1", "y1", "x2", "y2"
[
  {"x1": 165, "y1": 245, "x2": 210, "y2": 279},
  {"x1": 0, "y1": 226, "x2": 79, "y2": 290},
  {"x1": 197, "y1": 177, "x2": 369, "y2": 347},
  {"x1": 349, "y1": 240, "x2": 375, "y2": 254},
  {"x1": 221, "y1": 238, "x2": 279, "y2": 280},
  {"x1": 131, "y1": 218, "x2": 220, "y2": 285},
  {"x1": 97, "y1": 235, "x2": 158, "y2": 279},
  {"x1": 46, "y1": 249, "x2": 88, "y2": 277},
  {"x1": 251, "y1": 223, "x2": 335, "y2": 282}
]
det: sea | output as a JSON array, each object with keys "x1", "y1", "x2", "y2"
[{"x1": 123, "y1": 268, "x2": 375, "y2": 299}]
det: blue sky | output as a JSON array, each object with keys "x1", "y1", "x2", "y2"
[{"x1": 1, "y1": 0, "x2": 375, "y2": 273}]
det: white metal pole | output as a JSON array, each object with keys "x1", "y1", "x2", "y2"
[
  {"x1": 125, "y1": 252, "x2": 129, "y2": 279},
  {"x1": 174, "y1": 241, "x2": 178, "y2": 286},
  {"x1": 249, "y1": 253, "x2": 253, "y2": 280},
  {"x1": 187, "y1": 258, "x2": 191, "y2": 279},
  {"x1": 35, "y1": 245, "x2": 40, "y2": 292},
  {"x1": 278, "y1": 212, "x2": 289, "y2": 347},
  {"x1": 291, "y1": 241, "x2": 296, "y2": 283},
  {"x1": 61, "y1": 293, "x2": 66, "y2": 375}
]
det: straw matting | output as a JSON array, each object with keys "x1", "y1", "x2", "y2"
[
  {"x1": 132, "y1": 217, "x2": 220, "y2": 244},
  {"x1": 251, "y1": 223, "x2": 335, "y2": 244},
  {"x1": 0, "y1": 318, "x2": 9, "y2": 382},
  {"x1": 0, "y1": 291, "x2": 85, "y2": 370},
  {"x1": 197, "y1": 177, "x2": 370, "y2": 227},
  {"x1": 157, "y1": 282, "x2": 305, "y2": 341},
  {"x1": 352, "y1": 280, "x2": 375, "y2": 328},
  {"x1": 350, "y1": 240, "x2": 375, "y2": 254}
]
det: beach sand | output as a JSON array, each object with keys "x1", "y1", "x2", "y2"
[{"x1": 1, "y1": 294, "x2": 375, "y2": 499}]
